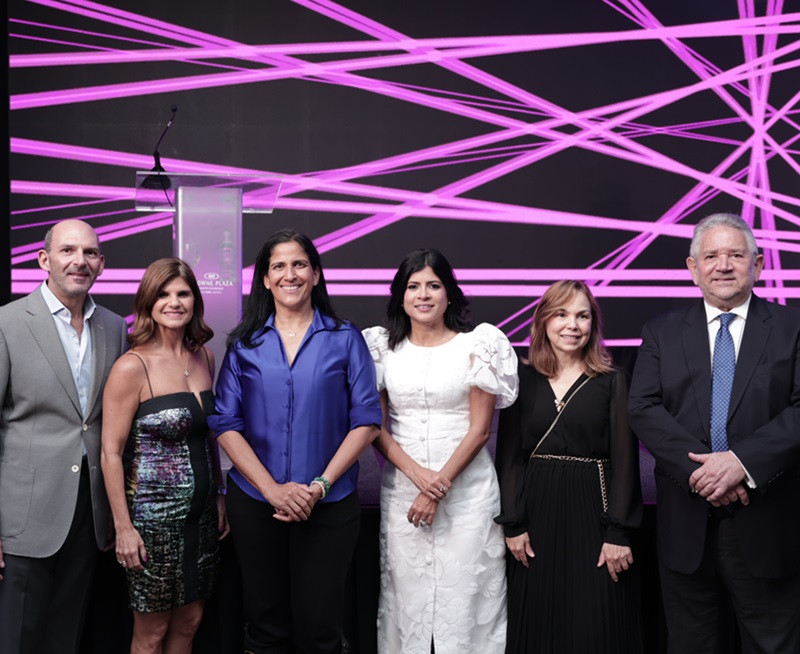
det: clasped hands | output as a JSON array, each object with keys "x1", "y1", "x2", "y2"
[
  {"x1": 407, "y1": 466, "x2": 452, "y2": 528},
  {"x1": 268, "y1": 481, "x2": 323, "y2": 523},
  {"x1": 687, "y1": 450, "x2": 749, "y2": 507}
]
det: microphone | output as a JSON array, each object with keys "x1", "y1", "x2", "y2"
[{"x1": 141, "y1": 105, "x2": 178, "y2": 190}]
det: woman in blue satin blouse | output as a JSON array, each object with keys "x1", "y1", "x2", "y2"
[{"x1": 208, "y1": 228, "x2": 381, "y2": 654}]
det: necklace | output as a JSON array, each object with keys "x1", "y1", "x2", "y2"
[
  {"x1": 275, "y1": 315, "x2": 313, "y2": 340},
  {"x1": 151, "y1": 338, "x2": 191, "y2": 376}
]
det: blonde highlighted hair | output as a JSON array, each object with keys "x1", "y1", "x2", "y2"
[{"x1": 528, "y1": 280, "x2": 612, "y2": 378}]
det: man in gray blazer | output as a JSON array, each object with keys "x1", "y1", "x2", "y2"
[{"x1": 0, "y1": 219, "x2": 128, "y2": 653}]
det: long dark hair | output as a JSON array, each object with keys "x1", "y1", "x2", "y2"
[
  {"x1": 387, "y1": 248, "x2": 471, "y2": 350},
  {"x1": 129, "y1": 258, "x2": 213, "y2": 352},
  {"x1": 528, "y1": 280, "x2": 612, "y2": 377},
  {"x1": 227, "y1": 229, "x2": 341, "y2": 348}
]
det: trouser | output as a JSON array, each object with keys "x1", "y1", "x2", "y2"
[
  {"x1": 226, "y1": 479, "x2": 360, "y2": 654},
  {"x1": 0, "y1": 460, "x2": 98, "y2": 654},
  {"x1": 660, "y1": 515, "x2": 800, "y2": 654}
]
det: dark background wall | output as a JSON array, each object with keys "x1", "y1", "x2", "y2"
[
  {"x1": 9, "y1": 0, "x2": 800, "y2": 334},
  {"x1": 6, "y1": 2, "x2": 800, "y2": 652}
]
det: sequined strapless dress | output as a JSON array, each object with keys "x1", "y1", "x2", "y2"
[{"x1": 123, "y1": 391, "x2": 219, "y2": 613}]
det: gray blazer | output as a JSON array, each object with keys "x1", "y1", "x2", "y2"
[{"x1": 0, "y1": 287, "x2": 128, "y2": 557}]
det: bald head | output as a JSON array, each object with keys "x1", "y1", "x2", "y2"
[
  {"x1": 44, "y1": 219, "x2": 100, "y2": 254},
  {"x1": 38, "y1": 220, "x2": 105, "y2": 309}
]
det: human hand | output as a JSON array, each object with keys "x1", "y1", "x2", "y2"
[
  {"x1": 407, "y1": 493, "x2": 438, "y2": 528},
  {"x1": 505, "y1": 532, "x2": 534, "y2": 568},
  {"x1": 708, "y1": 482, "x2": 750, "y2": 507},
  {"x1": 115, "y1": 525, "x2": 148, "y2": 571},
  {"x1": 216, "y1": 495, "x2": 231, "y2": 539},
  {"x1": 597, "y1": 543, "x2": 633, "y2": 582},
  {"x1": 266, "y1": 482, "x2": 315, "y2": 522},
  {"x1": 688, "y1": 451, "x2": 747, "y2": 503},
  {"x1": 409, "y1": 465, "x2": 452, "y2": 502}
]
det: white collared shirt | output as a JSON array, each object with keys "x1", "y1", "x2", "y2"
[
  {"x1": 702, "y1": 294, "x2": 751, "y2": 364},
  {"x1": 41, "y1": 281, "x2": 96, "y2": 417}
]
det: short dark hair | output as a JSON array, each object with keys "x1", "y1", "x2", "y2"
[
  {"x1": 129, "y1": 258, "x2": 213, "y2": 351},
  {"x1": 228, "y1": 229, "x2": 340, "y2": 349},
  {"x1": 386, "y1": 249, "x2": 471, "y2": 350}
]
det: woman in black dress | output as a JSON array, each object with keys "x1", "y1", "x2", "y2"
[
  {"x1": 102, "y1": 258, "x2": 229, "y2": 653},
  {"x1": 495, "y1": 280, "x2": 643, "y2": 653}
]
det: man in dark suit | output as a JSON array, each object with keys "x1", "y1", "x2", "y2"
[
  {"x1": 0, "y1": 219, "x2": 128, "y2": 653},
  {"x1": 629, "y1": 213, "x2": 800, "y2": 653}
]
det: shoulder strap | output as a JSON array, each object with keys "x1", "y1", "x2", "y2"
[
  {"x1": 128, "y1": 352, "x2": 155, "y2": 400},
  {"x1": 531, "y1": 375, "x2": 592, "y2": 458}
]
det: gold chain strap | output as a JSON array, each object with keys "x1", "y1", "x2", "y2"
[{"x1": 530, "y1": 454, "x2": 610, "y2": 512}]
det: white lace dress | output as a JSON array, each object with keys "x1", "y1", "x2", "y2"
[{"x1": 362, "y1": 324, "x2": 519, "y2": 654}]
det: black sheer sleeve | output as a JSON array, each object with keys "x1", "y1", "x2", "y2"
[
  {"x1": 494, "y1": 365, "x2": 529, "y2": 538},
  {"x1": 603, "y1": 368, "x2": 643, "y2": 546}
]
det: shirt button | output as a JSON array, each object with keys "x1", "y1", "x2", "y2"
[
  {"x1": 71, "y1": 464, "x2": 80, "y2": 473},
  {"x1": 82, "y1": 424, "x2": 89, "y2": 431},
  {"x1": 421, "y1": 418, "x2": 427, "y2": 423}
]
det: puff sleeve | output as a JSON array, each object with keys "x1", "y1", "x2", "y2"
[
  {"x1": 361, "y1": 326, "x2": 389, "y2": 392},
  {"x1": 466, "y1": 323, "x2": 519, "y2": 408}
]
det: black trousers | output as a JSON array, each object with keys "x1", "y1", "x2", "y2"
[
  {"x1": 0, "y1": 460, "x2": 98, "y2": 654},
  {"x1": 226, "y1": 479, "x2": 360, "y2": 654},
  {"x1": 659, "y1": 515, "x2": 800, "y2": 654}
]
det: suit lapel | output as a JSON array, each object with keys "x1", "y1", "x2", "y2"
[
  {"x1": 682, "y1": 301, "x2": 712, "y2": 440},
  {"x1": 728, "y1": 294, "x2": 770, "y2": 424},
  {"x1": 25, "y1": 289, "x2": 82, "y2": 415},
  {"x1": 86, "y1": 310, "x2": 107, "y2": 420}
]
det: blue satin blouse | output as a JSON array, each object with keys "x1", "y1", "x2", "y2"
[{"x1": 208, "y1": 309, "x2": 381, "y2": 504}]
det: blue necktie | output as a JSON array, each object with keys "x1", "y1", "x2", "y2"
[{"x1": 710, "y1": 313, "x2": 736, "y2": 452}]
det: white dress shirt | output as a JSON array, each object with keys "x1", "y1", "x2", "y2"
[{"x1": 40, "y1": 281, "x2": 96, "y2": 417}]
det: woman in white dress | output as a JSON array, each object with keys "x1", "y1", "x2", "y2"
[{"x1": 363, "y1": 249, "x2": 518, "y2": 654}]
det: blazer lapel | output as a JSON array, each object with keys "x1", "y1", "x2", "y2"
[
  {"x1": 682, "y1": 301, "x2": 712, "y2": 440},
  {"x1": 728, "y1": 294, "x2": 770, "y2": 424},
  {"x1": 86, "y1": 310, "x2": 108, "y2": 420},
  {"x1": 25, "y1": 289, "x2": 82, "y2": 415}
]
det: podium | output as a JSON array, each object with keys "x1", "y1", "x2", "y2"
[{"x1": 135, "y1": 172, "x2": 282, "y2": 374}]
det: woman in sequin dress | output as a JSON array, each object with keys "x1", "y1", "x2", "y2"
[{"x1": 101, "y1": 258, "x2": 229, "y2": 653}]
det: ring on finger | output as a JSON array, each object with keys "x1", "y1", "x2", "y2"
[{"x1": 439, "y1": 485, "x2": 447, "y2": 493}]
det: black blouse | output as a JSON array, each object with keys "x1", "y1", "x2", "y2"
[{"x1": 495, "y1": 362, "x2": 642, "y2": 545}]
